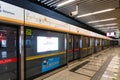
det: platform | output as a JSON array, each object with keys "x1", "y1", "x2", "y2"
[{"x1": 35, "y1": 48, "x2": 120, "y2": 80}]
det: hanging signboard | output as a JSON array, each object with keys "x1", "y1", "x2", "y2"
[
  {"x1": 25, "y1": 10, "x2": 69, "y2": 31},
  {"x1": 0, "y1": 1, "x2": 24, "y2": 23}
]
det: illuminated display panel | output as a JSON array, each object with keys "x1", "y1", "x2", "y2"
[
  {"x1": 107, "y1": 32, "x2": 115, "y2": 37},
  {"x1": 37, "y1": 36, "x2": 58, "y2": 52}
]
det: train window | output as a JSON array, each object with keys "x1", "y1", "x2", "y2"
[
  {"x1": 0, "y1": 24, "x2": 18, "y2": 80},
  {"x1": 25, "y1": 27, "x2": 66, "y2": 79}
]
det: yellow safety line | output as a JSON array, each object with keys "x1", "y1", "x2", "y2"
[
  {"x1": 26, "y1": 51, "x2": 66, "y2": 61},
  {"x1": 82, "y1": 48, "x2": 88, "y2": 50}
]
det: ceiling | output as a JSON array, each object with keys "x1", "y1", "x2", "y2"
[{"x1": 31, "y1": 0, "x2": 120, "y2": 33}]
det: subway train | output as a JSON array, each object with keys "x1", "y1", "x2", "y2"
[{"x1": 0, "y1": 1, "x2": 113, "y2": 80}]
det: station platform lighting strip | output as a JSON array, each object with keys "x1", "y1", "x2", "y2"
[{"x1": 0, "y1": 1, "x2": 112, "y2": 40}]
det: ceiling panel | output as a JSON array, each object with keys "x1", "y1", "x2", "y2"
[
  {"x1": 56, "y1": 0, "x2": 120, "y2": 33},
  {"x1": 32, "y1": 0, "x2": 120, "y2": 33}
]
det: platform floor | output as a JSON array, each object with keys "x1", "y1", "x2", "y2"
[{"x1": 36, "y1": 48, "x2": 120, "y2": 80}]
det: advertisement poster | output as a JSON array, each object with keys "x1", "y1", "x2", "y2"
[
  {"x1": 37, "y1": 36, "x2": 58, "y2": 52},
  {"x1": 0, "y1": 31, "x2": 6, "y2": 48},
  {"x1": 42, "y1": 57, "x2": 60, "y2": 73}
]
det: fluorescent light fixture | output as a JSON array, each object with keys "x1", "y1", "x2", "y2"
[
  {"x1": 100, "y1": 28, "x2": 118, "y2": 30},
  {"x1": 100, "y1": 28, "x2": 118, "y2": 31},
  {"x1": 98, "y1": 26, "x2": 118, "y2": 29},
  {"x1": 94, "y1": 23, "x2": 117, "y2": 27},
  {"x1": 57, "y1": 0, "x2": 75, "y2": 7},
  {"x1": 77, "y1": 8, "x2": 114, "y2": 18},
  {"x1": 88, "y1": 18, "x2": 117, "y2": 23}
]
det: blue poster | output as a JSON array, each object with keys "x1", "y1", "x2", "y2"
[{"x1": 42, "y1": 57, "x2": 60, "y2": 73}]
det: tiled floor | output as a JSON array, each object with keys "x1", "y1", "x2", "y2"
[
  {"x1": 37, "y1": 48, "x2": 120, "y2": 80},
  {"x1": 100, "y1": 48, "x2": 120, "y2": 80}
]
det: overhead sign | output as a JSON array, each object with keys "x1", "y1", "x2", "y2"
[
  {"x1": 25, "y1": 10, "x2": 69, "y2": 30},
  {"x1": 106, "y1": 32, "x2": 115, "y2": 37},
  {"x1": 25, "y1": 10, "x2": 50, "y2": 26},
  {"x1": 0, "y1": 1, "x2": 24, "y2": 21}
]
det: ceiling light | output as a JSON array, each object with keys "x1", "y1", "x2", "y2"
[
  {"x1": 88, "y1": 18, "x2": 117, "y2": 23},
  {"x1": 94, "y1": 23, "x2": 117, "y2": 27},
  {"x1": 100, "y1": 28, "x2": 118, "y2": 31},
  {"x1": 77, "y1": 8, "x2": 114, "y2": 18},
  {"x1": 96, "y1": 26, "x2": 118, "y2": 28},
  {"x1": 100, "y1": 28, "x2": 118, "y2": 30},
  {"x1": 98, "y1": 26, "x2": 118, "y2": 29},
  {"x1": 57, "y1": 0, "x2": 75, "y2": 7}
]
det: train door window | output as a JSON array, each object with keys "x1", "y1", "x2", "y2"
[{"x1": 0, "y1": 24, "x2": 18, "y2": 80}]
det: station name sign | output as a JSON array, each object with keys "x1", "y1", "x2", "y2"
[{"x1": 0, "y1": 1, "x2": 24, "y2": 21}]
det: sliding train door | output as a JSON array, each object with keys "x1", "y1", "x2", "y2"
[
  {"x1": 25, "y1": 27, "x2": 67, "y2": 79},
  {"x1": 73, "y1": 35, "x2": 80, "y2": 59},
  {"x1": 90, "y1": 37, "x2": 94, "y2": 55},
  {"x1": 104, "y1": 40, "x2": 107, "y2": 49},
  {"x1": 87, "y1": 37, "x2": 90, "y2": 55},
  {"x1": 97, "y1": 39, "x2": 100, "y2": 52},
  {"x1": 94, "y1": 38, "x2": 97, "y2": 53},
  {"x1": 67, "y1": 34, "x2": 74, "y2": 62},
  {"x1": 102, "y1": 39, "x2": 105, "y2": 50},
  {"x1": 0, "y1": 23, "x2": 19, "y2": 80},
  {"x1": 81, "y1": 36, "x2": 87, "y2": 57},
  {"x1": 92, "y1": 38, "x2": 95, "y2": 54},
  {"x1": 99, "y1": 39, "x2": 102, "y2": 51}
]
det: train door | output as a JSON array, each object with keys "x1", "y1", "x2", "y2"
[
  {"x1": 87, "y1": 37, "x2": 90, "y2": 55},
  {"x1": 97, "y1": 39, "x2": 100, "y2": 52},
  {"x1": 100, "y1": 39, "x2": 102, "y2": 51},
  {"x1": 0, "y1": 23, "x2": 19, "y2": 80},
  {"x1": 104, "y1": 40, "x2": 107, "y2": 49},
  {"x1": 102, "y1": 39, "x2": 104, "y2": 50},
  {"x1": 103, "y1": 40, "x2": 105, "y2": 49},
  {"x1": 79, "y1": 36, "x2": 82, "y2": 58},
  {"x1": 92, "y1": 38, "x2": 95, "y2": 54},
  {"x1": 73, "y1": 35, "x2": 80, "y2": 59},
  {"x1": 25, "y1": 27, "x2": 67, "y2": 79},
  {"x1": 90, "y1": 37, "x2": 93, "y2": 55},
  {"x1": 67, "y1": 34, "x2": 74, "y2": 62},
  {"x1": 81, "y1": 36, "x2": 87, "y2": 57},
  {"x1": 94, "y1": 38, "x2": 97, "y2": 53},
  {"x1": 107, "y1": 40, "x2": 110, "y2": 48}
]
